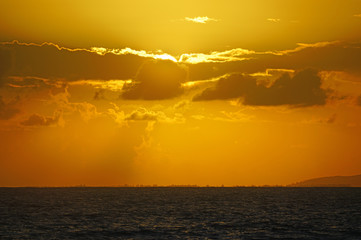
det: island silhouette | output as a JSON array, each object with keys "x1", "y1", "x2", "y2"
[{"x1": 289, "y1": 174, "x2": 361, "y2": 187}]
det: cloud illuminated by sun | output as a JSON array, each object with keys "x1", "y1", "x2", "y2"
[
  {"x1": 185, "y1": 16, "x2": 218, "y2": 24},
  {"x1": 267, "y1": 18, "x2": 281, "y2": 23},
  {"x1": 90, "y1": 47, "x2": 177, "y2": 62}
]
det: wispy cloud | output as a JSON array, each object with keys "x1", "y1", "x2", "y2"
[
  {"x1": 91, "y1": 47, "x2": 177, "y2": 62},
  {"x1": 0, "y1": 40, "x2": 94, "y2": 53},
  {"x1": 249, "y1": 68, "x2": 295, "y2": 77},
  {"x1": 21, "y1": 113, "x2": 60, "y2": 127},
  {"x1": 269, "y1": 41, "x2": 338, "y2": 56},
  {"x1": 354, "y1": 14, "x2": 361, "y2": 18},
  {"x1": 184, "y1": 16, "x2": 218, "y2": 24},
  {"x1": 0, "y1": 40, "x2": 178, "y2": 63},
  {"x1": 179, "y1": 48, "x2": 255, "y2": 64},
  {"x1": 108, "y1": 107, "x2": 185, "y2": 125},
  {"x1": 267, "y1": 18, "x2": 281, "y2": 23},
  {"x1": 70, "y1": 79, "x2": 132, "y2": 91},
  {"x1": 178, "y1": 42, "x2": 337, "y2": 63}
]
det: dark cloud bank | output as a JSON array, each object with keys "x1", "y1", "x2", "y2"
[
  {"x1": 2, "y1": 41, "x2": 361, "y2": 83},
  {"x1": 188, "y1": 42, "x2": 361, "y2": 81},
  {"x1": 0, "y1": 48, "x2": 19, "y2": 120},
  {"x1": 122, "y1": 60, "x2": 187, "y2": 100},
  {"x1": 1, "y1": 41, "x2": 360, "y2": 107},
  {"x1": 0, "y1": 47, "x2": 12, "y2": 87},
  {"x1": 194, "y1": 69, "x2": 328, "y2": 106},
  {"x1": 1, "y1": 42, "x2": 145, "y2": 81}
]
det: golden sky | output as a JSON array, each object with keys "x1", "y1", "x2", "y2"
[{"x1": 1, "y1": 0, "x2": 361, "y2": 186}]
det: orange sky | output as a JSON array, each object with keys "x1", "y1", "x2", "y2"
[{"x1": 1, "y1": 0, "x2": 361, "y2": 186}]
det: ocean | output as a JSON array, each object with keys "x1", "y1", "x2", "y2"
[{"x1": 0, "y1": 187, "x2": 360, "y2": 239}]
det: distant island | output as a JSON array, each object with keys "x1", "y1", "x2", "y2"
[
  {"x1": 4, "y1": 175, "x2": 361, "y2": 188},
  {"x1": 288, "y1": 174, "x2": 361, "y2": 187}
]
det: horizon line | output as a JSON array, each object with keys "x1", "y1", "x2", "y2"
[{"x1": 1, "y1": 185, "x2": 359, "y2": 188}]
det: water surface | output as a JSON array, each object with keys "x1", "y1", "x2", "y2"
[{"x1": 0, "y1": 187, "x2": 360, "y2": 239}]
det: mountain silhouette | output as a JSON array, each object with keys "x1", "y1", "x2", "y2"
[{"x1": 289, "y1": 174, "x2": 361, "y2": 187}]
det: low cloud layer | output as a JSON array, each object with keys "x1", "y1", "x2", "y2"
[
  {"x1": 194, "y1": 69, "x2": 328, "y2": 106},
  {"x1": 21, "y1": 113, "x2": 59, "y2": 126},
  {"x1": 0, "y1": 96, "x2": 20, "y2": 120},
  {"x1": 122, "y1": 60, "x2": 187, "y2": 100}
]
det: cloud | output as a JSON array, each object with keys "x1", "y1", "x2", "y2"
[
  {"x1": 194, "y1": 69, "x2": 328, "y2": 107},
  {"x1": 93, "y1": 89, "x2": 106, "y2": 100},
  {"x1": 70, "y1": 79, "x2": 132, "y2": 91},
  {"x1": 179, "y1": 42, "x2": 336, "y2": 65},
  {"x1": 272, "y1": 41, "x2": 338, "y2": 55},
  {"x1": 354, "y1": 14, "x2": 361, "y2": 18},
  {"x1": 193, "y1": 74, "x2": 255, "y2": 101},
  {"x1": 50, "y1": 87, "x2": 99, "y2": 122},
  {"x1": 301, "y1": 113, "x2": 338, "y2": 125},
  {"x1": 179, "y1": 48, "x2": 255, "y2": 64},
  {"x1": 326, "y1": 113, "x2": 337, "y2": 124},
  {"x1": 188, "y1": 41, "x2": 361, "y2": 81},
  {"x1": 6, "y1": 76, "x2": 64, "y2": 93},
  {"x1": 91, "y1": 47, "x2": 177, "y2": 62},
  {"x1": 267, "y1": 18, "x2": 281, "y2": 23},
  {"x1": 3, "y1": 40, "x2": 361, "y2": 91},
  {"x1": 184, "y1": 16, "x2": 218, "y2": 24},
  {"x1": 218, "y1": 111, "x2": 253, "y2": 122},
  {"x1": 124, "y1": 108, "x2": 160, "y2": 121},
  {"x1": 2, "y1": 40, "x2": 177, "y2": 62},
  {"x1": 122, "y1": 60, "x2": 188, "y2": 100},
  {"x1": 173, "y1": 100, "x2": 190, "y2": 110},
  {"x1": 21, "y1": 113, "x2": 60, "y2": 126},
  {"x1": 357, "y1": 95, "x2": 361, "y2": 106},
  {"x1": 0, "y1": 48, "x2": 12, "y2": 87},
  {"x1": 0, "y1": 96, "x2": 20, "y2": 120},
  {"x1": 250, "y1": 68, "x2": 295, "y2": 77},
  {"x1": 0, "y1": 40, "x2": 145, "y2": 81},
  {"x1": 107, "y1": 105, "x2": 185, "y2": 125}
]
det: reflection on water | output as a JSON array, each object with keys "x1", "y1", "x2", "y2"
[{"x1": 0, "y1": 187, "x2": 360, "y2": 239}]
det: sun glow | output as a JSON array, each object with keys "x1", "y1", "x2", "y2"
[
  {"x1": 1, "y1": 0, "x2": 361, "y2": 187},
  {"x1": 184, "y1": 16, "x2": 218, "y2": 24}
]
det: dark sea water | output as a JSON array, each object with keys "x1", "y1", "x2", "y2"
[{"x1": 0, "y1": 188, "x2": 361, "y2": 239}]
